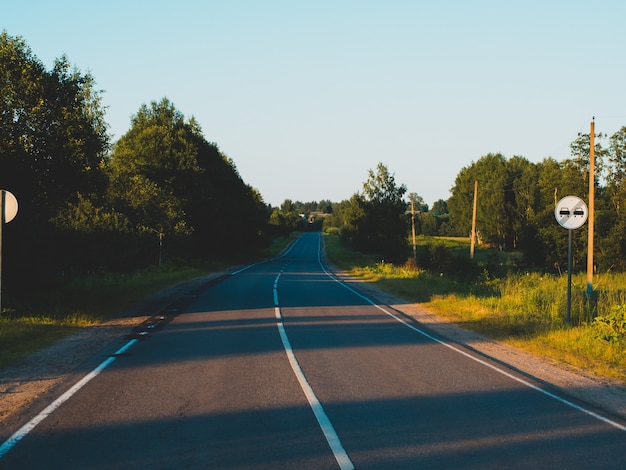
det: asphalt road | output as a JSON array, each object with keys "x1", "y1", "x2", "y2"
[{"x1": 1, "y1": 232, "x2": 625, "y2": 469}]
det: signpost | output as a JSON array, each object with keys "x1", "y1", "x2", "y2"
[
  {"x1": 555, "y1": 196, "x2": 588, "y2": 325},
  {"x1": 0, "y1": 190, "x2": 18, "y2": 315}
]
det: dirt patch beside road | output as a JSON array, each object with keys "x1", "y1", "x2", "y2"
[
  {"x1": 0, "y1": 271, "x2": 231, "y2": 427},
  {"x1": 0, "y1": 316, "x2": 148, "y2": 423}
]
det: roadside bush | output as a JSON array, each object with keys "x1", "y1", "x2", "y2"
[
  {"x1": 593, "y1": 305, "x2": 626, "y2": 344},
  {"x1": 324, "y1": 226, "x2": 341, "y2": 236},
  {"x1": 417, "y1": 242, "x2": 477, "y2": 281}
]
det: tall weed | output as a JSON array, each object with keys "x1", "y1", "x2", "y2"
[{"x1": 593, "y1": 305, "x2": 626, "y2": 344}]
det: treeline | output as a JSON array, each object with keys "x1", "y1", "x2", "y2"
[
  {"x1": 0, "y1": 32, "x2": 270, "y2": 299},
  {"x1": 313, "y1": 128, "x2": 626, "y2": 274},
  {"x1": 3, "y1": 28, "x2": 626, "y2": 305},
  {"x1": 267, "y1": 199, "x2": 334, "y2": 236},
  {"x1": 446, "y1": 141, "x2": 626, "y2": 272}
]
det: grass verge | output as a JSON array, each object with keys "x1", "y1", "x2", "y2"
[
  {"x1": 0, "y1": 235, "x2": 297, "y2": 370},
  {"x1": 324, "y1": 233, "x2": 626, "y2": 384},
  {"x1": 0, "y1": 264, "x2": 212, "y2": 370}
]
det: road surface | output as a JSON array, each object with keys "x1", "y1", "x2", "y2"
[{"x1": 1, "y1": 232, "x2": 625, "y2": 469}]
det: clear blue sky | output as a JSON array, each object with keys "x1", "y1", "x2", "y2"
[{"x1": 4, "y1": 1, "x2": 626, "y2": 207}]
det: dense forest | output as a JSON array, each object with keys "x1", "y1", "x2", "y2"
[
  {"x1": 0, "y1": 32, "x2": 269, "y2": 297},
  {"x1": 2, "y1": 30, "x2": 626, "y2": 306}
]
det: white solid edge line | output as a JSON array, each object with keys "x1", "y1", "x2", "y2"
[
  {"x1": 0, "y1": 339, "x2": 139, "y2": 459},
  {"x1": 274, "y1": 270, "x2": 354, "y2": 470},
  {"x1": 232, "y1": 235, "x2": 302, "y2": 276},
  {"x1": 315, "y1": 233, "x2": 626, "y2": 433},
  {"x1": 0, "y1": 235, "x2": 307, "y2": 460}
]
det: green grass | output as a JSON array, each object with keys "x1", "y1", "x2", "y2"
[
  {"x1": 6, "y1": 232, "x2": 625, "y2": 384},
  {"x1": 258, "y1": 232, "x2": 302, "y2": 258},
  {"x1": 0, "y1": 235, "x2": 297, "y2": 370},
  {"x1": 324, "y1": 233, "x2": 626, "y2": 384},
  {"x1": 0, "y1": 317, "x2": 86, "y2": 370},
  {"x1": 0, "y1": 264, "x2": 214, "y2": 370}
]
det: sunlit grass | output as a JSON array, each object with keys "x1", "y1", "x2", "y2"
[
  {"x1": 0, "y1": 264, "x2": 212, "y2": 369},
  {"x1": 324, "y1": 233, "x2": 626, "y2": 383},
  {"x1": 0, "y1": 235, "x2": 298, "y2": 370},
  {"x1": 0, "y1": 233, "x2": 299, "y2": 368},
  {"x1": 5, "y1": 232, "x2": 626, "y2": 384},
  {"x1": 259, "y1": 232, "x2": 302, "y2": 258},
  {"x1": 0, "y1": 315, "x2": 91, "y2": 369}
]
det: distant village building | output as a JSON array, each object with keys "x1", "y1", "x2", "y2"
[{"x1": 307, "y1": 212, "x2": 330, "y2": 223}]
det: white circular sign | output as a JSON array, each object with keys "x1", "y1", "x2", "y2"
[
  {"x1": 3, "y1": 191, "x2": 18, "y2": 223},
  {"x1": 555, "y1": 196, "x2": 587, "y2": 230}
]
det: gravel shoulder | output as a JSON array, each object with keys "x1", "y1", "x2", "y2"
[
  {"x1": 2, "y1": 264, "x2": 625, "y2": 433},
  {"x1": 0, "y1": 272, "x2": 228, "y2": 427},
  {"x1": 335, "y1": 271, "x2": 626, "y2": 422}
]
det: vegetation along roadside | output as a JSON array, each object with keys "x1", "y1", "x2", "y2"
[
  {"x1": 0, "y1": 235, "x2": 297, "y2": 371},
  {"x1": 2, "y1": 29, "x2": 626, "y2": 391},
  {"x1": 323, "y1": 233, "x2": 626, "y2": 385}
]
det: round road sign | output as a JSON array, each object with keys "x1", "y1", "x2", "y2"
[
  {"x1": 555, "y1": 196, "x2": 587, "y2": 230},
  {"x1": 3, "y1": 191, "x2": 18, "y2": 223}
]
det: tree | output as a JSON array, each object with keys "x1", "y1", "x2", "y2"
[
  {"x1": 504, "y1": 155, "x2": 539, "y2": 252},
  {"x1": 363, "y1": 163, "x2": 406, "y2": 205},
  {"x1": 107, "y1": 99, "x2": 195, "y2": 261},
  {"x1": 339, "y1": 193, "x2": 368, "y2": 248},
  {"x1": 317, "y1": 199, "x2": 333, "y2": 214},
  {"x1": 108, "y1": 98, "x2": 268, "y2": 262},
  {"x1": 268, "y1": 202, "x2": 305, "y2": 236},
  {"x1": 449, "y1": 153, "x2": 508, "y2": 248},
  {"x1": 420, "y1": 212, "x2": 439, "y2": 236},
  {"x1": 322, "y1": 199, "x2": 350, "y2": 235},
  {"x1": 595, "y1": 127, "x2": 626, "y2": 271},
  {"x1": 534, "y1": 157, "x2": 589, "y2": 270},
  {"x1": 570, "y1": 130, "x2": 608, "y2": 185},
  {"x1": 280, "y1": 199, "x2": 296, "y2": 213},
  {"x1": 0, "y1": 31, "x2": 110, "y2": 282},
  {"x1": 407, "y1": 192, "x2": 427, "y2": 213},
  {"x1": 605, "y1": 127, "x2": 626, "y2": 216},
  {"x1": 432, "y1": 199, "x2": 448, "y2": 215},
  {"x1": 0, "y1": 33, "x2": 109, "y2": 218},
  {"x1": 448, "y1": 162, "x2": 478, "y2": 239},
  {"x1": 342, "y1": 163, "x2": 408, "y2": 263},
  {"x1": 51, "y1": 194, "x2": 135, "y2": 272}
]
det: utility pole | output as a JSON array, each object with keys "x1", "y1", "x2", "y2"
[
  {"x1": 587, "y1": 118, "x2": 595, "y2": 299},
  {"x1": 410, "y1": 200, "x2": 417, "y2": 260},
  {"x1": 470, "y1": 180, "x2": 478, "y2": 259}
]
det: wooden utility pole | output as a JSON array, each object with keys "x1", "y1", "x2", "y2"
[
  {"x1": 470, "y1": 180, "x2": 478, "y2": 259},
  {"x1": 587, "y1": 118, "x2": 595, "y2": 298},
  {"x1": 410, "y1": 200, "x2": 417, "y2": 260}
]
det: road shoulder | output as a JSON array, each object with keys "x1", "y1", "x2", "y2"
[
  {"x1": 331, "y1": 266, "x2": 626, "y2": 422},
  {"x1": 2, "y1": 263, "x2": 625, "y2": 434},
  {"x1": 0, "y1": 271, "x2": 232, "y2": 429}
]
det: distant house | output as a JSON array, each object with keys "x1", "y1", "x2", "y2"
[{"x1": 307, "y1": 212, "x2": 330, "y2": 223}]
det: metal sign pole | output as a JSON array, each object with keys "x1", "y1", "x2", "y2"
[
  {"x1": 555, "y1": 196, "x2": 588, "y2": 327},
  {"x1": 0, "y1": 190, "x2": 19, "y2": 316},
  {"x1": 566, "y1": 228, "x2": 572, "y2": 325},
  {"x1": 0, "y1": 190, "x2": 5, "y2": 316}
]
